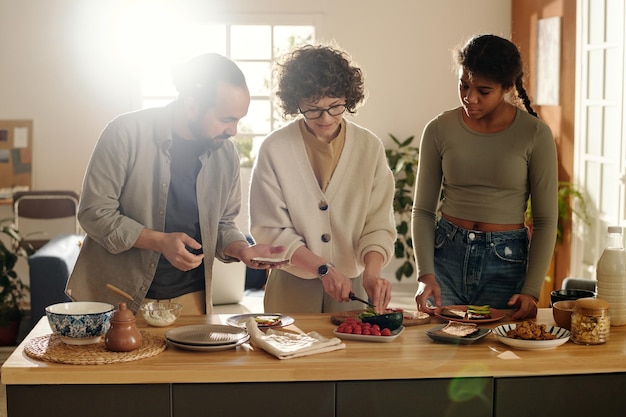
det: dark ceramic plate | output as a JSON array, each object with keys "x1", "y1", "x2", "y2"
[{"x1": 426, "y1": 324, "x2": 491, "y2": 345}]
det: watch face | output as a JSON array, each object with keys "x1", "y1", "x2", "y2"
[{"x1": 318, "y1": 264, "x2": 330, "y2": 276}]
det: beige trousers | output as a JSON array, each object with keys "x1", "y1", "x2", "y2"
[{"x1": 264, "y1": 269, "x2": 366, "y2": 313}]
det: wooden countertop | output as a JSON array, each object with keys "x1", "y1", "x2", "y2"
[{"x1": 3, "y1": 308, "x2": 626, "y2": 386}]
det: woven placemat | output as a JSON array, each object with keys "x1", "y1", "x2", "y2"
[{"x1": 24, "y1": 330, "x2": 167, "y2": 365}]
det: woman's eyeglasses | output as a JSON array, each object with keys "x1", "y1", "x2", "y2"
[{"x1": 298, "y1": 104, "x2": 347, "y2": 120}]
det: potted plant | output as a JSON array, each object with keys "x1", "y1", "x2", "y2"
[
  {"x1": 0, "y1": 217, "x2": 33, "y2": 345},
  {"x1": 525, "y1": 181, "x2": 590, "y2": 245},
  {"x1": 385, "y1": 134, "x2": 420, "y2": 281}
]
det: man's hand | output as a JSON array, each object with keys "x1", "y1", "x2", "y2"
[
  {"x1": 225, "y1": 241, "x2": 287, "y2": 269},
  {"x1": 134, "y1": 229, "x2": 203, "y2": 271}
]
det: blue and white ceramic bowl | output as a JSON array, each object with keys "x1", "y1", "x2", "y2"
[{"x1": 45, "y1": 302, "x2": 115, "y2": 345}]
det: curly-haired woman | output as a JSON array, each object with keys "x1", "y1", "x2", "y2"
[
  {"x1": 249, "y1": 44, "x2": 396, "y2": 313},
  {"x1": 412, "y1": 34, "x2": 558, "y2": 320}
]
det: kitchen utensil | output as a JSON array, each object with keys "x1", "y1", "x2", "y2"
[
  {"x1": 106, "y1": 283, "x2": 134, "y2": 301},
  {"x1": 349, "y1": 292, "x2": 375, "y2": 308}
]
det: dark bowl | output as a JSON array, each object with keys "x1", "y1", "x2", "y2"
[
  {"x1": 550, "y1": 289, "x2": 596, "y2": 306},
  {"x1": 360, "y1": 310, "x2": 403, "y2": 331}
]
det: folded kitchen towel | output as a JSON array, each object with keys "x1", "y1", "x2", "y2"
[{"x1": 246, "y1": 318, "x2": 345, "y2": 359}]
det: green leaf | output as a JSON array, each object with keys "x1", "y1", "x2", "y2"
[
  {"x1": 402, "y1": 260, "x2": 414, "y2": 278},
  {"x1": 386, "y1": 133, "x2": 420, "y2": 281},
  {"x1": 394, "y1": 239, "x2": 405, "y2": 258},
  {"x1": 400, "y1": 135, "x2": 415, "y2": 147}
]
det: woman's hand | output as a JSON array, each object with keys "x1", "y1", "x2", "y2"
[
  {"x1": 508, "y1": 293, "x2": 538, "y2": 320},
  {"x1": 415, "y1": 274, "x2": 441, "y2": 314},
  {"x1": 362, "y1": 271, "x2": 392, "y2": 314},
  {"x1": 319, "y1": 268, "x2": 353, "y2": 303}
]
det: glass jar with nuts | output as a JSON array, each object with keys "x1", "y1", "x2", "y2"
[{"x1": 570, "y1": 298, "x2": 610, "y2": 345}]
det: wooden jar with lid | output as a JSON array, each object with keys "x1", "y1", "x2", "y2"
[
  {"x1": 570, "y1": 298, "x2": 610, "y2": 345},
  {"x1": 105, "y1": 302, "x2": 143, "y2": 352}
]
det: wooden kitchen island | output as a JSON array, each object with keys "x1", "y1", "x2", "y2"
[{"x1": 3, "y1": 308, "x2": 626, "y2": 417}]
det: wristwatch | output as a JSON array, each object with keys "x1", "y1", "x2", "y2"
[{"x1": 317, "y1": 263, "x2": 335, "y2": 279}]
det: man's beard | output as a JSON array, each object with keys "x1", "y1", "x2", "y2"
[{"x1": 188, "y1": 120, "x2": 231, "y2": 149}]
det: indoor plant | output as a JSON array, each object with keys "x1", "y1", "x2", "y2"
[
  {"x1": 525, "y1": 181, "x2": 590, "y2": 245},
  {"x1": 0, "y1": 218, "x2": 33, "y2": 345},
  {"x1": 385, "y1": 134, "x2": 419, "y2": 281}
]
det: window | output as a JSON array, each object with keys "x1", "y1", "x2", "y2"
[{"x1": 139, "y1": 21, "x2": 315, "y2": 166}]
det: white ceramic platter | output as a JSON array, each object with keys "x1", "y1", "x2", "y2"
[
  {"x1": 333, "y1": 326, "x2": 405, "y2": 343},
  {"x1": 168, "y1": 335, "x2": 251, "y2": 352},
  {"x1": 492, "y1": 323, "x2": 570, "y2": 350},
  {"x1": 165, "y1": 324, "x2": 248, "y2": 346}
]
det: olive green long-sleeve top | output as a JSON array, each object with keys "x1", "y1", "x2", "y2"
[{"x1": 412, "y1": 107, "x2": 558, "y2": 299}]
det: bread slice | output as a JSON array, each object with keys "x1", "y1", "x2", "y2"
[
  {"x1": 440, "y1": 308, "x2": 467, "y2": 319},
  {"x1": 441, "y1": 321, "x2": 479, "y2": 337}
]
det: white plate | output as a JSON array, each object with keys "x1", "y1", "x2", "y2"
[
  {"x1": 492, "y1": 323, "x2": 570, "y2": 350},
  {"x1": 168, "y1": 334, "x2": 250, "y2": 352},
  {"x1": 333, "y1": 326, "x2": 405, "y2": 343},
  {"x1": 226, "y1": 313, "x2": 295, "y2": 329},
  {"x1": 165, "y1": 324, "x2": 248, "y2": 346}
]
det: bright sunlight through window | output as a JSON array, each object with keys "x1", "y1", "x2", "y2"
[{"x1": 115, "y1": 5, "x2": 315, "y2": 166}]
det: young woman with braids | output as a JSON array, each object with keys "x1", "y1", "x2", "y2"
[{"x1": 412, "y1": 34, "x2": 558, "y2": 320}]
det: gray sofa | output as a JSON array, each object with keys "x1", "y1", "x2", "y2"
[{"x1": 27, "y1": 233, "x2": 84, "y2": 329}]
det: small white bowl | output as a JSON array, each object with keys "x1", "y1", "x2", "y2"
[
  {"x1": 46, "y1": 301, "x2": 115, "y2": 345},
  {"x1": 140, "y1": 302, "x2": 182, "y2": 327}
]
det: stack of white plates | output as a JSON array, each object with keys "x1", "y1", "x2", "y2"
[{"x1": 165, "y1": 324, "x2": 250, "y2": 351}]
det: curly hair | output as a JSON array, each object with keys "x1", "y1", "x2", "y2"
[
  {"x1": 455, "y1": 34, "x2": 537, "y2": 117},
  {"x1": 274, "y1": 44, "x2": 365, "y2": 118}
]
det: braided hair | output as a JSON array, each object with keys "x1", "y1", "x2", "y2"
[{"x1": 455, "y1": 34, "x2": 537, "y2": 117}]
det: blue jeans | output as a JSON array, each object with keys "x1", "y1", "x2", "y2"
[{"x1": 433, "y1": 216, "x2": 529, "y2": 309}]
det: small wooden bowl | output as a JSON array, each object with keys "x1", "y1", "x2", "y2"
[{"x1": 552, "y1": 300, "x2": 575, "y2": 330}]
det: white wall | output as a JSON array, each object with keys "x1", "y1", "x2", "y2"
[{"x1": 0, "y1": 0, "x2": 511, "y2": 283}]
